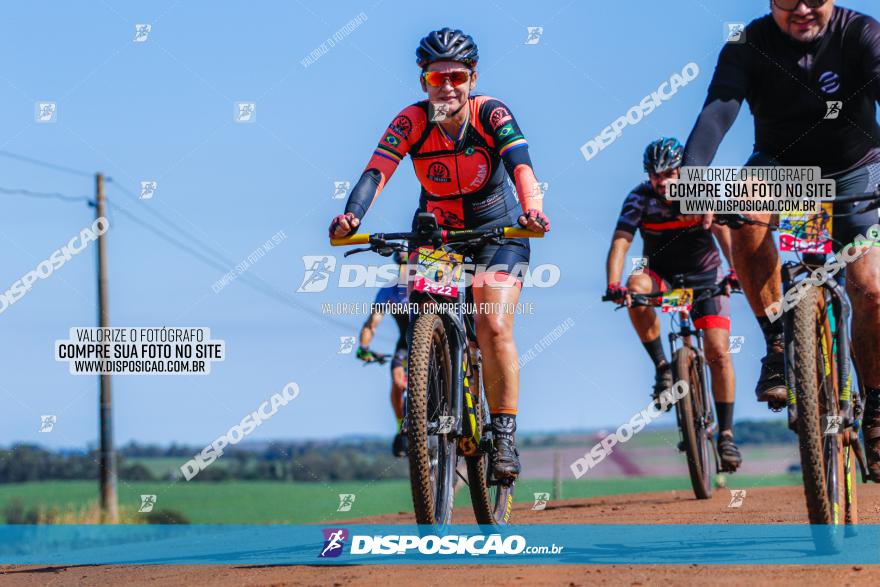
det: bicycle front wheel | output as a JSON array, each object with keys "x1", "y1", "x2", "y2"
[
  {"x1": 407, "y1": 311, "x2": 457, "y2": 526},
  {"x1": 791, "y1": 286, "x2": 846, "y2": 530},
  {"x1": 674, "y1": 346, "x2": 713, "y2": 499}
]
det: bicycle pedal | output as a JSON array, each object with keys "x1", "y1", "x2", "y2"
[{"x1": 768, "y1": 400, "x2": 786, "y2": 413}]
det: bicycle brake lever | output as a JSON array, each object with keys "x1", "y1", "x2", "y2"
[{"x1": 344, "y1": 246, "x2": 372, "y2": 257}]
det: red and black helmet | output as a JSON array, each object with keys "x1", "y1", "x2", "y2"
[{"x1": 416, "y1": 28, "x2": 479, "y2": 70}]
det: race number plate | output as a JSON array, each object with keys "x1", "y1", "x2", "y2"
[
  {"x1": 411, "y1": 247, "x2": 464, "y2": 299},
  {"x1": 661, "y1": 288, "x2": 694, "y2": 313},
  {"x1": 778, "y1": 203, "x2": 833, "y2": 254}
]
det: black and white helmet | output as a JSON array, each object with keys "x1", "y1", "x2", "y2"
[
  {"x1": 643, "y1": 137, "x2": 684, "y2": 174},
  {"x1": 416, "y1": 28, "x2": 479, "y2": 69}
]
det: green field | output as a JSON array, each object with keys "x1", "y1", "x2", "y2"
[{"x1": 0, "y1": 474, "x2": 801, "y2": 524}]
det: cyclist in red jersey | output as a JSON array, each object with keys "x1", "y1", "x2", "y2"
[{"x1": 330, "y1": 28, "x2": 550, "y2": 479}]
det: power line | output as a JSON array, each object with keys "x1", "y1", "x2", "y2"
[
  {"x1": 0, "y1": 151, "x2": 368, "y2": 335},
  {"x1": 0, "y1": 149, "x2": 93, "y2": 178},
  {"x1": 105, "y1": 179, "x2": 367, "y2": 331},
  {"x1": 0, "y1": 185, "x2": 91, "y2": 203},
  {"x1": 106, "y1": 179, "x2": 232, "y2": 267},
  {"x1": 106, "y1": 200, "x2": 357, "y2": 331}
]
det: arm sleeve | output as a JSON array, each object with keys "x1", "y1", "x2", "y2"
[
  {"x1": 478, "y1": 98, "x2": 541, "y2": 210},
  {"x1": 857, "y1": 15, "x2": 880, "y2": 104},
  {"x1": 614, "y1": 191, "x2": 643, "y2": 235},
  {"x1": 682, "y1": 43, "x2": 750, "y2": 167},
  {"x1": 345, "y1": 105, "x2": 425, "y2": 220}
]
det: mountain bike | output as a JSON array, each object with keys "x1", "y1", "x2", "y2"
[
  {"x1": 332, "y1": 213, "x2": 544, "y2": 527},
  {"x1": 604, "y1": 277, "x2": 735, "y2": 499},
  {"x1": 717, "y1": 189, "x2": 880, "y2": 544}
]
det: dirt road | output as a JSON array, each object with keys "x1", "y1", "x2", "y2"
[{"x1": 3, "y1": 485, "x2": 878, "y2": 586}]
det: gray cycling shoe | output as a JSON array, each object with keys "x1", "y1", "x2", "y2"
[
  {"x1": 491, "y1": 435, "x2": 521, "y2": 480},
  {"x1": 392, "y1": 432, "x2": 408, "y2": 457},
  {"x1": 652, "y1": 364, "x2": 674, "y2": 412},
  {"x1": 756, "y1": 348, "x2": 787, "y2": 410},
  {"x1": 718, "y1": 432, "x2": 743, "y2": 472}
]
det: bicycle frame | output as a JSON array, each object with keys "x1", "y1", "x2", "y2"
[{"x1": 782, "y1": 255, "x2": 859, "y2": 459}]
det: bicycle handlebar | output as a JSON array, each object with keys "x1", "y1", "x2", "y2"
[
  {"x1": 331, "y1": 226, "x2": 544, "y2": 248},
  {"x1": 601, "y1": 278, "x2": 737, "y2": 308},
  {"x1": 710, "y1": 186, "x2": 880, "y2": 230}
]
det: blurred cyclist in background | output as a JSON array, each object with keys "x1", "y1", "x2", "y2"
[
  {"x1": 605, "y1": 137, "x2": 742, "y2": 471},
  {"x1": 357, "y1": 252, "x2": 410, "y2": 456}
]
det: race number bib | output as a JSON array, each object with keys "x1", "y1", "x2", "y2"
[
  {"x1": 779, "y1": 203, "x2": 833, "y2": 254},
  {"x1": 411, "y1": 247, "x2": 464, "y2": 299},
  {"x1": 661, "y1": 288, "x2": 694, "y2": 313}
]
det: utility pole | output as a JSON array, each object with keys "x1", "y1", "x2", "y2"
[
  {"x1": 552, "y1": 451, "x2": 562, "y2": 502},
  {"x1": 96, "y1": 173, "x2": 118, "y2": 523}
]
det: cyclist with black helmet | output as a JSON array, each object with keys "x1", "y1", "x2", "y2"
[
  {"x1": 357, "y1": 252, "x2": 410, "y2": 457},
  {"x1": 605, "y1": 137, "x2": 743, "y2": 472},
  {"x1": 682, "y1": 0, "x2": 880, "y2": 479},
  {"x1": 329, "y1": 28, "x2": 550, "y2": 480}
]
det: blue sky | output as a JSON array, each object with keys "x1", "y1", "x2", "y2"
[{"x1": 1, "y1": 0, "x2": 876, "y2": 449}]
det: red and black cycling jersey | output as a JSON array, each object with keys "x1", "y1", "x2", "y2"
[
  {"x1": 615, "y1": 182, "x2": 721, "y2": 277},
  {"x1": 684, "y1": 6, "x2": 880, "y2": 176},
  {"x1": 344, "y1": 95, "x2": 538, "y2": 229}
]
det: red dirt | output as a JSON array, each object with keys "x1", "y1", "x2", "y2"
[{"x1": 2, "y1": 484, "x2": 878, "y2": 586}]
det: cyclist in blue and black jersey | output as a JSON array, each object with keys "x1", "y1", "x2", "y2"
[{"x1": 357, "y1": 252, "x2": 410, "y2": 457}]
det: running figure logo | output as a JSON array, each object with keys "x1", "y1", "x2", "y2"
[
  {"x1": 134, "y1": 24, "x2": 152, "y2": 42},
  {"x1": 429, "y1": 102, "x2": 450, "y2": 122},
  {"x1": 337, "y1": 336, "x2": 356, "y2": 354},
  {"x1": 298, "y1": 255, "x2": 337, "y2": 293},
  {"x1": 725, "y1": 23, "x2": 746, "y2": 44},
  {"x1": 532, "y1": 492, "x2": 550, "y2": 511},
  {"x1": 728, "y1": 335, "x2": 745, "y2": 354},
  {"x1": 235, "y1": 102, "x2": 256, "y2": 123},
  {"x1": 532, "y1": 182, "x2": 549, "y2": 200},
  {"x1": 39, "y1": 415, "x2": 57, "y2": 433},
  {"x1": 333, "y1": 181, "x2": 350, "y2": 200},
  {"x1": 824, "y1": 101, "x2": 842, "y2": 120},
  {"x1": 824, "y1": 415, "x2": 843, "y2": 435},
  {"x1": 36, "y1": 102, "x2": 57, "y2": 123},
  {"x1": 728, "y1": 489, "x2": 746, "y2": 508},
  {"x1": 140, "y1": 181, "x2": 158, "y2": 200},
  {"x1": 337, "y1": 494, "x2": 356, "y2": 512},
  {"x1": 138, "y1": 495, "x2": 157, "y2": 513},
  {"x1": 631, "y1": 257, "x2": 648, "y2": 275},
  {"x1": 437, "y1": 416, "x2": 455, "y2": 434},
  {"x1": 319, "y1": 528, "x2": 349, "y2": 558},
  {"x1": 524, "y1": 27, "x2": 544, "y2": 45}
]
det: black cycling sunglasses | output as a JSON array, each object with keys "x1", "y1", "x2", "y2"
[{"x1": 772, "y1": 0, "x2": 827, "y2": 11}]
